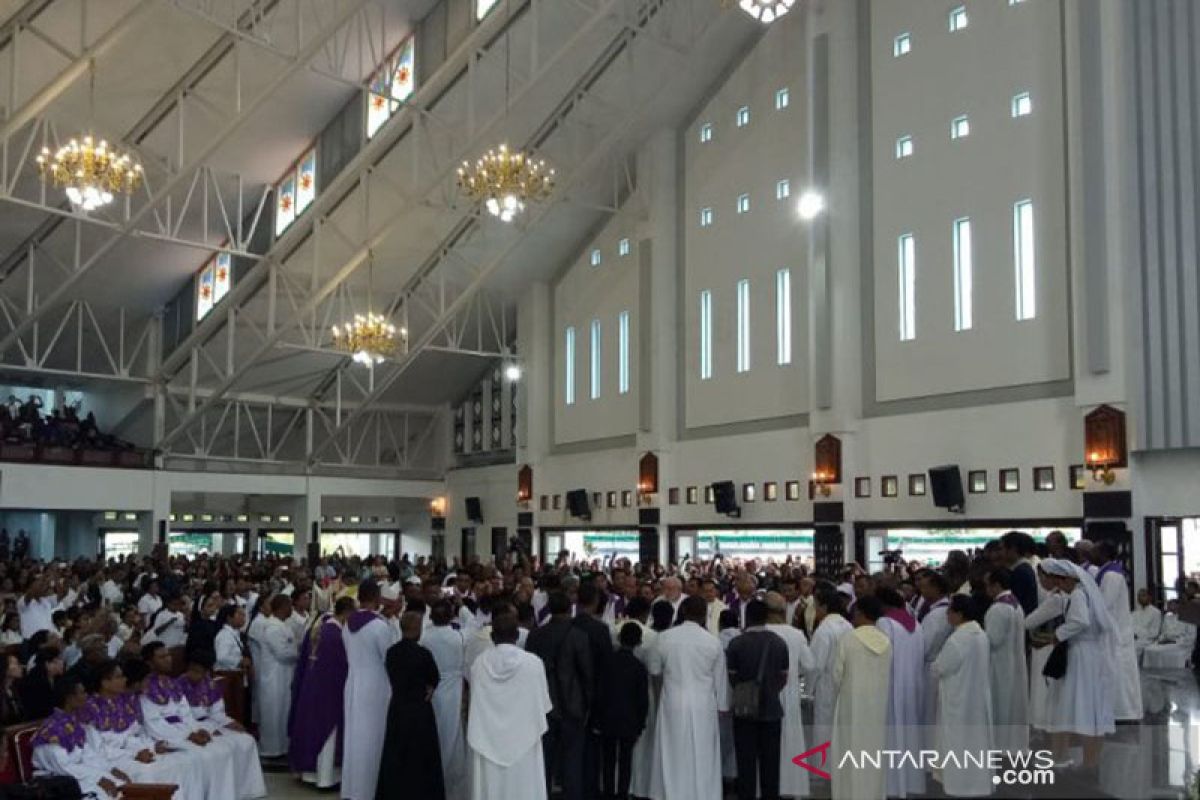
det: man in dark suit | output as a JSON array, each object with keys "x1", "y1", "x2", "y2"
[
  {"x1": 527, "y1": 590, "x2": 595, "y2": 800},
  {"x1": 600, "y1": 622, "x2": 649, "y2": 800},
  {"x1": 1000, "y1": 530, "x2": 1039, "y2": 614},
  {"x1": 573, "y1": 582, "x2": 614, "y2": 800}
]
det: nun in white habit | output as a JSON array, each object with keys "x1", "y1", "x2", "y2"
[
  {"x1": 1038, "y1": 558, "x2": 1117, "y2": 768},
  {"x1": 1024, "y1": 566, "x2": 1067, "y2": 731}
]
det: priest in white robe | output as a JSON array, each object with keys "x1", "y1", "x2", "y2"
[
  {"x1": 918, "y1": 573, "x2": 952, "y2": 740},
  {"x1": 341, "y1": 580, "x2": 399, "y2": 800},
  {"x1": 984, "y1": 568, "x2": 1029, "y2": 755},
  {"x1": 932, "y1": 595, "x2": 994, "y2": 796},
  {"x1": 423, "y1": 599, "x2": 469, "y2": 800},
  {"x1": 764, "y1": 592, "x2": 814, "y2": 799},
  {"x1": 467, "y1": 609, "x2": 553, "y2": 800},
  {"x1": 652, "y1": 596, "x2": 728, "y2": 800},
  {"x1": 1089, "y1": 542, "x2": 1143, "y2": 719},
  {"x1": 830, "y1": 596, "x2": 891, "y2": 800},
  {"x1": 1131, "y1": 588, "x2": 1162, "y2": 657},
  {"x1": 254, "y1": 594, "x2": 298, "y2": 758},
  {"x1": 810, "y1": 587, "x2": 852, "y2": 746},
  {"x1": 875, "y1": 587, "x2": 926, "y2": 798}
]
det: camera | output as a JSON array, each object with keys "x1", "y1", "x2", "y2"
[{"x1": 878, "y1": 548, "x2": 904, "y2": 567}]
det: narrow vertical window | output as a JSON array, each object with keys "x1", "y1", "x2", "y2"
[
  {"x1": 776, "y1": 180, "x2": 791, "y2": 200},
  {"x1": 590, "y1": 248, "x2": 601, "y2": 267},
  {"x1": 700, "y1": 207, "x2": 713, "y2": 227},
  {"x1": 1014, "y1": 200, "x2": 1037, "y2": 320},
  {"x1": 776, "y1": 268, "x2": 792, "y2": 365},
  {"x1": 564, "y1": 327, "x2": 576, "y2": 405},
  {"x1": 618, "y1": 311, "x2": 630, "y2": 394},
  {"x1": 699, "y1": 123, "x2": 713, "y2": 143},
  {"x1": 952, "y1": 217, "x2": 973, "y2": 331},
  {"x1": 737, "y1": 194, "x2": 750, "y2": 214},
  {"x1": 618, "y1": 238, "x2": 630, "y2": 257},
  {"x1": 700, "y1": 291, "x2": 713, "y2": 380},
  {"x1": 951, "y1": 115, "x2": 970, "y2": 139},
  {"x1": 898, "y1": 233, "x2": 916, "y2": 341},
  {"x1": 736, "y1": 279, "x2": 751, "y2": 373},
  {"x1": 895, "y1": 135, "x2": 913, "y2": 159},
  {"x1": 775, "y1": 88, "x2": 790, "y2": 110},
  {"x1": 736, "y1": 106, "x2": 750, "y2": 127},
  {"x1": 949, "y1": 5, "x2": 968, "y2": 31},
  {"x1": 589, "y1": 319, "x2": 601, "y2": 400},
  {"x1": 893, "y1": 33, "x2": 911, "y2": 57},
  {"x1": 1011, "y1": 92, "x2": 1032, "y2": 117}
]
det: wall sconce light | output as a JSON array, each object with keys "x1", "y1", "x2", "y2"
[
  {"x1": 811, "y1": 470, "x2": 835, "y2": 497},
  {"x1": 638, "y1": 452, "x2": 659, "y2": 505},
  {"x1": 812, "y1": 433, "x2": 842, "y2": 497},
  {"x1": 1084, "y1": 404, "x2": 1126, "y2": 486},
  {"x1": 429, "y1": 496, "x2": 447, "y2": 516},
  {"x1": 517, "y1": 464, "x2": 533, "y2": 506}
]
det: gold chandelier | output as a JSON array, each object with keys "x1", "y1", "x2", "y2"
[
  {"x1": 457, "y1": 144, "x2": 554, "y2": 222},
  {"x1": 332, "y1": 312, "x2": 406, "y2": 367},
  {"x1": 35, "y1": 135, "x2": 143, "y2": 212},
  {"x1": 723, "y1": 0, "x2": 795, "y2": 23}
]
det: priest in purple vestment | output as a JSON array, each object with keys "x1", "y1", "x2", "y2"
[{"x1": 289, "y1": 595, "x2": 355, "y2": 788}]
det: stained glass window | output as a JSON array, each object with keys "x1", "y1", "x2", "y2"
[
  {"x1": 196, "y1": 263, "x2": 215, "y2": 320},
  {"x1": 275, "y1": 147, "x2": 317, "y2": 237},
  {"x1": 275, "y1": 175, "x2": 295, "y2": 236},
  {"x1": 366, "y1": 36, "x2": 415, "y2": 139},
  {"x1": 213, "y1": 252, "x2": 232, "y2": 304}
]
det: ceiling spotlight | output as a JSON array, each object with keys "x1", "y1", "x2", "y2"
[
  {"x1": 734, "y1": 0, "x2": 796, "y2": 24},
  {"x1": 797, "y1": 190, "x2": 826, "y2": 221},
  {"x1": 504, "y1": 363, "x2": 522, "y2": 382}
]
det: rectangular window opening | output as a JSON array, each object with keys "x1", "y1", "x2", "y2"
[
  {"x1": 776, "y1": 268, "x2": 792, "y2": 365},
  {"x1": 953, "y1": 217, "x2": 973, "y2": 331},
  {"x1": 898, "y1": 233, "x2": 916, "y2": 341},
  {"x1": 1014, "y1": 199, "x2": 1036, "y2": 320},
  {"x1": 618, "y1": 311, "x2": 630, "y2": 395},
  {"x1": 736, "y1": 279, "x2": 751, "y2": 373},
  {"x1": 564, "y1": 327, "x2": 576, "y2": 405},
  {"x1": 700, "y1": 290, "x2": 713, "y2": 380},
  {"x1": 589, "y1": 319, "x2": 601, "y2": 400}
]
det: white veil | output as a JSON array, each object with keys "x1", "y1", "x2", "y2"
[{"x1": 1040, "y1": 557, "x2": 1115, "y2": 637}]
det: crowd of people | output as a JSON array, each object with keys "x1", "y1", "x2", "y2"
[
  {"x1": 0, "y1": 528, "x2": 1175, "y2": 799},
  {"x1": 0, "y1": 395, "x2": 126, "y2": 450}
]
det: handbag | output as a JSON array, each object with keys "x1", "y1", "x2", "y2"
[
  {"x1": 1042, "y1": 640, "x2": 1068, "y2": 679},
  {"x1": 732, "y1": 636, "x2": 770, "y2": 719}
]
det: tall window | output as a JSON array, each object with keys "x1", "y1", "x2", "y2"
[
  {"x1": 775, "y1": 88, "x2": 790, "y2": 110},
  {"x1": 196, "y1": 252, "x2": 233, "y2": 320},
  {"x1": 618, "y1": 311, "x2": 630, "y2": 394},
  {"x1": 590, "y1": 248, "x2": 601, "y2": 267},
  {"x1": 275, "y1": 148, "x2": 316, "y2": 237},
  {"x1": 736, "y1": 279, "x2": 751, "y2": 373},
  {"x1": 700, "y1": 291, "x2": 713, "y2": 380},
  {"x1": 952, "y1": 217, "x2": 973, "y2": 331},
  {"x1": 776, "y1": 179, "x2": 791, "y2": 200},
  {"x1": 1014, "y1": 200, "x2": 1037, "y2": 320},
  {"x1": 700, "y1": 207, "x2": 713, "y2": 227},
  {"x1": 776, "y1": 268, "x2": 791, "y2": 365},
  {"x1": 736, "y1": 106, "x2": 750, "y2": 127},
  {"x1": 589, "y1": 319, "x2": 601, "y2": 400},
  {"x1": 366, "y1": 37, "x2": 415, "y2": 139},
  {"x1": 476, "y1": 0, "x2": 500, "y2": 20},
  {"x1": 618, "y1": 238, "x2": 630, "y2": 257},
  {"x1": 700, "y1": 123, "x2": 713, "y2": 143},
  {"x1": 898, "y1": 233, "x2": 916, "y2": 341},
  {"x1": 737, "y1": 194, "x2": 750, "y2": 214},
  {"x1": 565, "y1": 327, "x2": 576, "y2": 405}
]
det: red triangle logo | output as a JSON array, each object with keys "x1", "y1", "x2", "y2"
[{"x1": 792, "y1": 740, "x2": 832, "y2": 780}]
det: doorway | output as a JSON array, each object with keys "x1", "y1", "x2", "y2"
[
  {"x1": 1148, "y1": 517, "x2": 1200, "y2": 600},
  {"x1": 857, "y1": 522, "x2": 1082, "y2": 573}
]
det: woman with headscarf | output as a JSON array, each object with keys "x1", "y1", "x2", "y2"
[{"x1": 1037, "y1": 558, "x2": 1116, "y2": 770}]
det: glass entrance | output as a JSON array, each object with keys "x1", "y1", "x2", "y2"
[
  {"x1": 102, "y1": 531, "x2": 139, "y2": 560},
  {"x1": 864, "y1": 525, "x2": 1082, "y2": 572}
]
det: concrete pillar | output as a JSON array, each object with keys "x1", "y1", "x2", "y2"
[
  {"x1": 292, "y1": 482, "x2": 321, "y2": 562},
  {"x1": 145, "y1": 474, "x2": 171, "y2": 556}
]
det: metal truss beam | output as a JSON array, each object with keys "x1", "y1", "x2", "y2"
[{"x1": 0, "y1": 0, "x2": 373, "y2": 358}]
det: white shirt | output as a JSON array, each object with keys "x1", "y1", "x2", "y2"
[
  {"x1": 137, "y1": 593, "x2": 163, "y2": 627},
  {"x1": 214, "y1": 625, "x2": 245, "y2": 670},
  {"x1": 142, "y1": 608, "x2": 186, "y2": 648},
  {"x1": 17, "y1": 595, "x2": 56, "y2": 639}
]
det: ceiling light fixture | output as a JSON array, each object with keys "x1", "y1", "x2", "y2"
[
  {"x1": 797, "y1": 190, "x2": 826, "y2": 220},
  {"x1": 331, "y1": 251, "x2": 407, "y2": 367},
  {"x1": 726, "y1": 0, "x2": 796, "y2": 24},
  {"x1": 504, "y1": 363, "x2": 522, "y2": 381},
  {"x1": 457, "y1": 144, "x2": 555, "y2": 223},
  {"x1": 35, "y1": 61, "x2": 143, "y2": 212}
]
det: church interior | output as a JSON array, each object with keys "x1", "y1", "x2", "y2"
[{"x1": 0, "y1": 0, "x2": 1194, "y2": 798}]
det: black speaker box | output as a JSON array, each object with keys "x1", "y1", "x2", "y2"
[
  {"x1": 928, "y1": 465, "x2": 965, "y2": 511},
  {"x1": 813, "y1": 502, "x2": 844, "y2": 523},
  {"x1": 1083, "y1": 491, "x2": 1132, "y2": 519},
  {"x1": 638, "y1": 508, "x2": 660, "y2": 525},
  {"x1": 310, "y1": 521, "x2": 319, "y2": 543},
  {"x1": 712, "y1": 481, "x2": 740, "y2": 517},
  {"x1": 638, "y1": 528, "x2": 659, "y2": 565},
  {"x1": 465, "y1": 496, "x2": 483, "y2": 523},
  {"x1": 566, "y1": 489, "x2": 591, "y2": 520},
  {"x1": 431, "y1": 516, "x2": 446, "y2": 530},
  {"x1": 306, "y1": 541, "x2": 320, "y2": 565},
  {"x1": 517, "y1": 512, "x2": 534, "y2": 527}
]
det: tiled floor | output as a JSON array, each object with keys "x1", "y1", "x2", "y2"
[{"x1": 259, "y1": 669, "x2": 1200, "y2": 799}]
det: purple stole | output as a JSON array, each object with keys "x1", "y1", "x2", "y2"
[
  {"x1": 178, "y1": 675, "x2": 223, "y2": 709},
  {"x1": 81, "y1": 694, "x2": 139, "y2": 733},
  {"x1": 1097, "y1": 560, "x2": 1125, "y2": 583},
  {"x1": 995, "y1": 592, "x2": 1020, "y2": 609},
  {"x1": 31, "y1": 709, "x2": 86, "y2": 751}
]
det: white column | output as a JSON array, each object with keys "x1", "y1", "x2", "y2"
[
  {"x1": 145, "y1": 473, "x2": 172, "y2": 555},
  {"x1": 291, "y1": 482, "x2": 322, "y2": 561}
]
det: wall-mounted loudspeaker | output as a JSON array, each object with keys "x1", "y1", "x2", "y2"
[
  {"x1": 465, "y1": 497, "x2": 483, "y2": 523},
  {"x1": 928, "y1": 465, "x2": 964, "y2": 512},
  {"x1": 431, "y1": 516, "x2": 446, "y2": 531},
  {"x1": 712, "y1": 481, "x2": 741, "y2": 517},
  {"x1": 566, "y1": 489, "x2": 591, "y2": 521},
  {"x1": 307, "y1": 541, "x2": 320, "y2": 565}
]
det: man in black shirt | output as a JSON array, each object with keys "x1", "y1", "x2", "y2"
[
  {"x1": 526, "y1": 590, "x2": 595, "y2": 800},
  {"x1": 1000, "y1": 530, "x2": 1039, "y2": 614},
  {"x1": 725, "y1": 599, "x2": 789, "y2": 800},
  {"x1": 573, "y1": 583, "x2": 612, "y2": 800}
]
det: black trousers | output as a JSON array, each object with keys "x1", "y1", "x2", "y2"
[
  {"x1": 543, "y1": 717, "x2": 590, "y2": 800},
  {"x1": 601, "y1": 735, "x2": 637, "y2": 798},
  {"x1": 733, "y1": 718, "x2": 782, "y2": 800}
]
